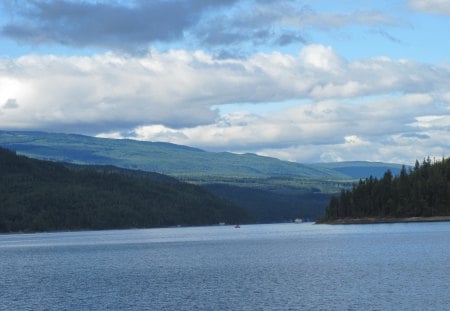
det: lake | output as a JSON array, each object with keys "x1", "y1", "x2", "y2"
[{"x1": 1, "y1": 222, "x2": 450, "y2": 310}]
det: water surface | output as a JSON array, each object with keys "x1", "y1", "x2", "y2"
[{"x1": 1, "y1": 222, "x2": 450, "y2": 310}]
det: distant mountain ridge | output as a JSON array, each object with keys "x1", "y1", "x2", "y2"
[
  {"x1": 311, "y1": 161, "x2": 404, "y2": 179},
  {"x1": 0, "y1": 130, "x2": 402, "y2": 180}
]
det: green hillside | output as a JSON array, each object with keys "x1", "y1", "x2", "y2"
[
  {"x1": 0, "y1": 130, "x2": 346, "y2": 179},
  {"x1": 0, "y1": 130, "x2": 404, "y2": 221},
  {"x1": 0, "y1": 147, "x2": 249, "y2": 233}
]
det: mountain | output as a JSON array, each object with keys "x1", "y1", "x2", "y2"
[
  {"x1": 310, "y1": 161, "x2": 404, "y2": 179},
  {"x1": 0, "y1": 130, "x2": 346, "y2": 179},
  {"x1": 0, "y1": 130, "x2": 403, "y2": 179},
  {"x1": 0, "y1": 147, "x2": 249, "y2": 233},
  {"x1": 0, "y1": 130, "x2": 404, "y2": 221}
]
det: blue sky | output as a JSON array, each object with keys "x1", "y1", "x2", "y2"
[{"x1": 1, "y1": 0, "x2": 450, "y2": 164}]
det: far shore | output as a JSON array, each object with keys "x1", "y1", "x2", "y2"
[{"x1": 316, "y1": 216, "x2": 450, "y2": 225}]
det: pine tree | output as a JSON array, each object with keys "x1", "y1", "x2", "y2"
[{"x1": 324, "y1": 157, "x2": 450, "y2": 220}]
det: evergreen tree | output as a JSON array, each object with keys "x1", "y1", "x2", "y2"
[
  {"x1": 0, "y1": 147, "x2": 249, "y2": 232},
  {"x1": 324, "y1": 157, "x2": 450, "y2": 220}
]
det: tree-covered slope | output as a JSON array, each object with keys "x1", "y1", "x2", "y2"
[
  {"x1": 205, "y1": 183, "x2": 330, "y2": 223},
  {"x1": 0, "y1": 147, "x2": 249, "y2": 233},
  {"x1": 0, "y1": 130, "x2": 405, "y2": 222},
  {"x1": 324, "y1": 158, "x2": 450, "y2": 221},
  {"x1": 0, "y1": 130, "x2": 346, "y2": 179}
]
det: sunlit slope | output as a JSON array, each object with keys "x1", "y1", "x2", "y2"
[{"x1": 0, "y1": 130, "x2": 347, "y2": 179}]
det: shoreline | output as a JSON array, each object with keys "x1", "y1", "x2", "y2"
[{"x1": 317, "y1": 216, "x2": 450, "y2": 225}]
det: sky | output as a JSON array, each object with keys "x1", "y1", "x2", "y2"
[{"x1": 1, "y1": 0, "x2": 450, "y2": 164}]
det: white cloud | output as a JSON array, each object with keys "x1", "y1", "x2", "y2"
[
  {"x1": 413, "y1": 115, "x2": 450, "y2": 128},
  {"x1": 257, "y1": 131, "x2": 449, "y2": 165},
  {"x1": 1, "y1": 46, "x2": 448, "y2": 129},
  {"x1": 2, "y1": 46, "x2": 450, "y2": 163},
  {"x1": 97, "y1": 93, "x2": 450, "y2": 164},
  {"x1": 300, "y1": 44, "x2": 345, "y2": 72},
  {"x1": 409, "y1": 0, "x2": 450, "y2": 14}
]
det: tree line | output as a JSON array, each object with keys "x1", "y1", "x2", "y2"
[
  {"x1": 325, "y1": 157, "x2": 450, "y2": 220},
  {"x1": 0, "y1": 147, "x2": 249, "y2": 232},
  {"x1": 205, "y1": 183, "x2": 329, "y2": 223}
]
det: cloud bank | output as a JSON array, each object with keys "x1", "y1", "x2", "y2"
[
  {"x1": 1, "y1": 0, "x2": 399, "y2": 54},
  {"x1": 409, "y1": 0, "x2": 450, "y2": 14},
  {"x1": 1, "y1": 0, "x2": 237, "y2": 52},
  {"x1": 109, "y1": 93, "x2": 450, "y2": 164},
  {"x1": 1, "y1": 45, "x2": 450, "y2": 163}
]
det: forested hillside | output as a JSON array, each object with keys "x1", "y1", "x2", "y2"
[
  {"x1": 324, "y1": 157, "x2": 450, "y2": 221},
  {"x1": 0, "y1": 130, "x2": 403, "y2": 222},
  {"x1": 205, "y1": 184, "x2": 330, "y2": 223},
  {"x1": 0, "y1": 147, "x2": 248, "y2": 233},
  {"x1": 0, "y1": 130, "x2": 344, "y2": 178}
]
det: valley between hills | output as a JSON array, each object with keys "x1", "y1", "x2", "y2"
[{"x1": 0, "y1": 130, "x2": 403, "y2": 230}]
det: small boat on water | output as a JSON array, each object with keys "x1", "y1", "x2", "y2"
[
  {"x1": 294, "y1": 218, "x2": 303, "y2": 224},
  {"x1": 234, "y1": 224, "x2": 240, "y2": 228}
]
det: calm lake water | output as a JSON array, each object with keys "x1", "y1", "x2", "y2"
[{"x1": 1, "y1": 222, "x2": 450, "y2": 310}]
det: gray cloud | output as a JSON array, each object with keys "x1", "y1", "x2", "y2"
[
  {"x1": 369, "y1": 28, "x2": 403, "y2": 44},
  {"x1": 1, "y1": 0, "x2": 400, "y2": 53},
  {"x1": 3, "y1": 98, "x2": 19, "y2": 109},
  {"x1": 401, "y1": 133, "x2": 431, "y2": 139},
  {"x1": 195, "y1": 2, "x2": 397, "y2": 49},
  {"x1": 275, "y1": 33, "x2": 308, "y2": 46},
  {"x1": 1, "y1": 0, "x2": 238, "y2": 52}
]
